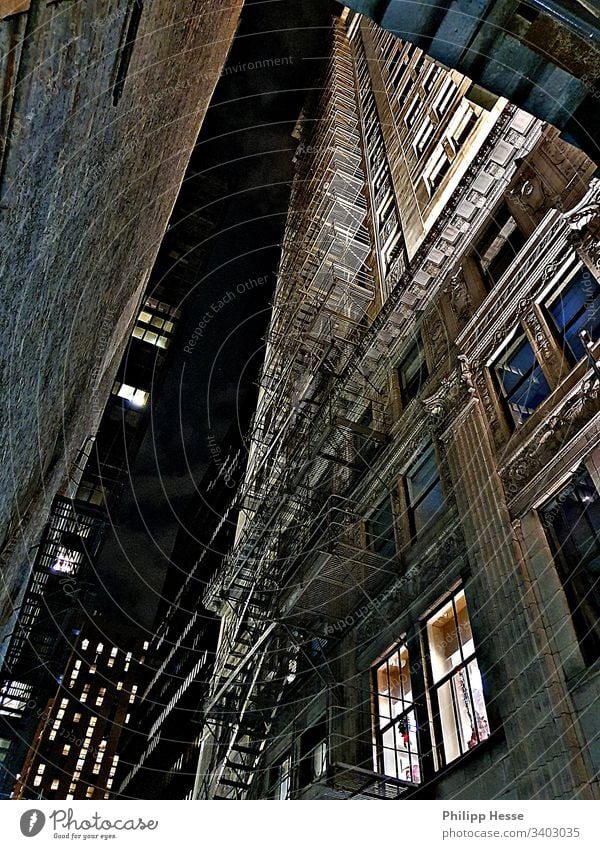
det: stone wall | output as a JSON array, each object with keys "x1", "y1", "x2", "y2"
[{"x1": 0, "y1": 0, "x2": 242, "y2": 643}]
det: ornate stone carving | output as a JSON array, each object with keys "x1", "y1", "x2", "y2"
[
  {"x1": 562, "y1": 178, "x2": 600, "y2": 231},
  {"x1": 502, "y1": 379, "x2": 600, "y2": 497},
  {"x1": 446, "y1": 268, "x2": 471, "y2": 326},
  {"x1": 421, "y1": 355, "x2": 477, "y2": 423}
]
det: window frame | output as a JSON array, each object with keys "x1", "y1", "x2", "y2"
[
  {"x1": 398, "y1": 335, "x2": 429, "y2": 406},
  {"x1": 421, "y1": 589, "x2": 491, "y2": 770},
  {"x1": 492, "y1": 328, "x2": 551, "y2": 428},
  {"x1": 404, "y1": 443, "x2": 444, "y2": 540},
  {"x1": 371, "y1": 640, "x2": 421, "y2": 784}
]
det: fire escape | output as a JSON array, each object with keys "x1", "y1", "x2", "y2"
[{"x1": 194, "y1": 21, "x2": 392, "y2": 800}]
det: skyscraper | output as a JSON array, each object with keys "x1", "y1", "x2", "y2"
[{"x1": 194, "y1": 9, "x2": 599, "y2": 800}]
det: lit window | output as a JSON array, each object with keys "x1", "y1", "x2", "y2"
[
  {"x1": 541, "y1": 468, "x2": 600, "y2": 663},
  {"x1": 51, "y1": 779, "x2": 59, "y2": 790},
  {"x1": 117, "y1": 682, "x2": 123, "y2": 691},
  {"x1": 273, "y1": 756, "x2": 291, "y2": 800},
  {"x1": 86, "y1": 787, "x2": 94, "y2": 799},
  {"x1": 82, "y1": 640, "x2": 89, "y2": 650},
  {"x1": 424, "y1": 589, "x2": 490, "y2": 768},
  {"x1": 547, "y1": 267, "x2": 600, "y2": 362},
  {"x1": 405, "y1": 444, "x2": 444, "y2": 537},
  {"x1": 112, "y1": 382, "x2": 149, "y2": 408},
  {"x1": 62, "y1": 745, "x2": 70, "y2": 756},
  {"x1": 111, "y1": 647, "x2": 118, "y2": 657},
  {"x1": 96, "y1": 643, "x2": 104, "y2": 654},
  {"x1": 33, "y1": 776, "x2": 42, "y2": 787},
  {"x1": 73, "y1": 713, "x2": 81, "y2": 723},
  {"x1": 494, "y1": 332, "x2": 550, "y2": 426},
  {"x1": 372, "y1": 642, "x2": 420, "y2": 783},
  {"x1": 398, "y1": 336, "x2": 428, "y2": 405}
]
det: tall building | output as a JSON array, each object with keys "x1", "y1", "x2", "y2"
[
  {"x1": 344, "y1": 0, "x2": 600, "y2": 160},
  {"x1": 0, "y1": 0, "x2": 242, "y2": 668},
  {"x1": 115, "y1": 421, "x2": 251, "y2": 800},
  {"x1": 0, "y1": 170, "x2": 225, "y2": 798},
  {"x1": 11, "y1": 623, "x2": 146, "y2": 801},
  {"x1": 194, "y1": 10, "x2": 600, "y2": 800}
]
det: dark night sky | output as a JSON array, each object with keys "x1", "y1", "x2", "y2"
[{"x1": 91, "y1": 0, "x2": 337, "y2": 640}]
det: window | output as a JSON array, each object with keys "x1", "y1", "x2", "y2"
[
  {"x1": 310, "y1": 741, "x2": 327, "y2": 780},
  {"x1": 424, "y1": 590, "x2": 490, "y2": 768},
  {"x1": 112, "y1": 382, "x2": 149, "y2": 409},
  {"x1": 405, "y1": 444, "x2": 444, "y2": 537},
  {"x1": 398, "y1": 336, "x2": 428, "y2": 405},
  {"x1": 541, "y1": 468, "x2": 600, "y2": 663},
  {"x1": 0, "y1": 737, "x2": 9, "y2": 764},
  {"x1": 494, "y1": 332, "x2": 551, "y2": 426},
  {"x1": 273, "y1": 756, "x2": 291, "y2": 800},
  {"x1": 471, "y1": 202, "x2": 526, "y2": 287},
  {"x1": 62, "y1": 745, "x2": 71, "y2": 756},
  {"x1": 372, "y1": 642, "x2": 421, "y2": 783},
  {"x1": 547, "y1": 268, "x2": 600, "y2": 363},
  {"x1": 51, "y1": 779, "x2": 59, "y2": 790},
  {"x1": 113, "y1": 0, "x2": 144, "y2": 105},
  {"x1": 366, "y1": 495, "x2": 396, "y2": 556}
]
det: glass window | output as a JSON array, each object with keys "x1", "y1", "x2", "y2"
[
  {"x1": 112, "y1": 382, "x2": 149, "y2": 409},
  {"x1": 548, "y1": 268, "x2": 600, "y2": 362},
  {"x1": 471, "y1": 201, "x2": 526, "y2": 287},
  {"x1": 398, "y1": 336, "x2": 428, "y2": 405},
  {"x1": 494, "y1": 332, "x2": 551, "y2": 426},
  {"x1": 541, "y1": 468, "x2": 600, "y2": 663},
  {"x1": 424, "y1": 589, "x2": 490, "y2": 768},
  {"x1": 372, "y1": 642, "x2": 420, "y2": 784},
  {"x1": 310, "y1": 741, "x2": 327, "y2": 780},
  {"x1": 366, "y1": 495, "x2": 396, "y2": 556},
  {"x1": 273, "y1": 756, "x2": 291, "y2": 800},
  {"x1": 405, "y1": 444, "x2": 444, "y2": 537}
]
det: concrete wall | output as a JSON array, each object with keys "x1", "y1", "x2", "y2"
[{"x1": 0, "y1": 0, "x2": 241, "y2": 644}]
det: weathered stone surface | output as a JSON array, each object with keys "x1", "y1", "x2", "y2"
[{"x1": 0, "y1": 0, "x2": 242, "y2": 637}]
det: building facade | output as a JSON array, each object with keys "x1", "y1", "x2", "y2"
[
  {"x1": 11, "y1": 623, "x2": 147, "y2": 801},
  {"x1": 0, "y1": 170, "x2": 224, "y2": 798},
  {"x1": 345, "y1": 0, "x2": 600, "y2": 161},
  {"x1": 194, "y1": 10, "x2": 600, "y2": 800},
  {"x1": 0, "y1": 0, "x2": 241, "y2": 667},
  {"x1": 115, "y1": 424, "x2": 250, "y2": 800}
]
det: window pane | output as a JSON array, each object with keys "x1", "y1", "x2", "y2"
[
  {"x1": 399, "y1": 337, "x2": 428, "y2": 403},
  {"x1": 367, "y1": 495, "x2": 396, "y2": 555},
  {"x1": 427, "y1": 597, "x2": 461, "y2": 683},
  {"x1": 407, "y1": 447, "x2": 438, "y2": 503},
  {"x1": 542, "y1": 469, "x2": 600, "y2": 662},
  {"x1": 549, "y1": 269, "x2": 600, "y2": 361},
  {"x1": 495, "y1": 335, "x2": 550, "y2": 425},
  {"x1": 412, "y1": 484, "x2": 444, "y2": 534}
]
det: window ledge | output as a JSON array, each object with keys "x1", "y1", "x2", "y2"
[{"x1": 405, "y1": 726, "x2": 506, "y2": 799}]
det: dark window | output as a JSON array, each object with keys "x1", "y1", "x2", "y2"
[
  {"x1": 366, "y1": 494, "x2": 396, "y2": 557},
  {"x1": 398, "y1": 336, "x2": 428, "y2": 405},
  {"x1": 541, "y1": 469, "x2": 600, "y2": 663},
  {"x1": 405, "y1": 444, "x2": 444, "y2": 538},
  {"x1": 424, "y1": 590, "x2": 490, "y2": 769},
  {"x1": 372, "y1": 642, "x2": 421, "y2": 783},
  {"x1": 113, "y1": 1, "x2": 144, "y2": 105},
  {"x1": 548, "y1": 268, "x2": 600, "y2": 362},
  {"x1": 494, "y1": 332, "x2": 551, "y2": 426},
  {"x1": 472, "y1": 202, "x2": 526, "y2": 287}
]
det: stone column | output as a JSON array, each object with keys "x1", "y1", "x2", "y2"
[{"x1": 442, "y1": 396, "x2": 597, "y2": 798}]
